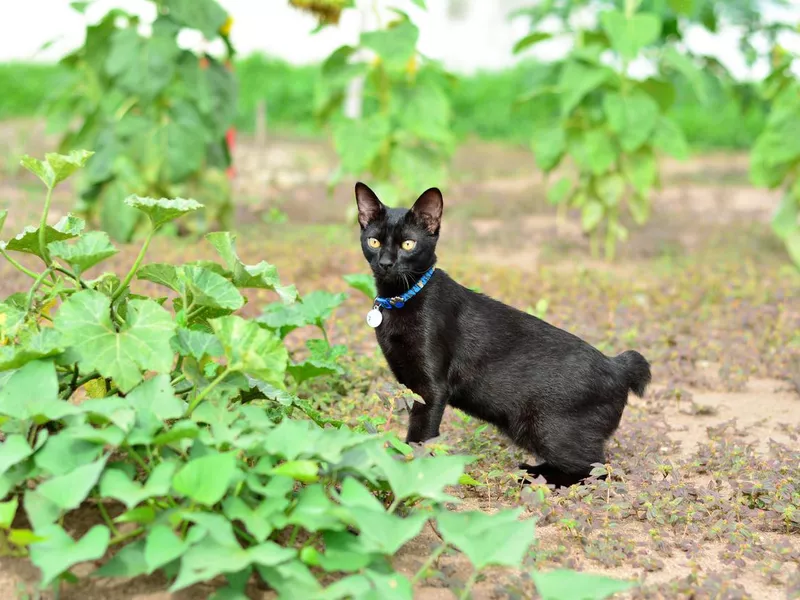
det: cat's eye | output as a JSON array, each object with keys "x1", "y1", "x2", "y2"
[
  {"x1": 367, "y1": 237, "x2": 381, "y2": 248},
  {"x1": 401, "y1": 240, "x2": 417, "y2": 251}
]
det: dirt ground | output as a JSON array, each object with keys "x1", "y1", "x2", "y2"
[{"x1": 0, "y1": 120, "x2": 798, "y2": 599}]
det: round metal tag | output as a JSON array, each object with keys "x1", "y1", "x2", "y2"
[{"x1": 366, "y1": 308, "x2": 383, "y2": 328}]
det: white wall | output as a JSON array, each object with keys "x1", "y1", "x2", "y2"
[{"x1": 0, "y1": 0, "x2": 798, "y2": 79}]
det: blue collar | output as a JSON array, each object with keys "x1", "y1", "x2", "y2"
[{"x1": 374, "y1": 266, "x2": 435, "y2": 310}]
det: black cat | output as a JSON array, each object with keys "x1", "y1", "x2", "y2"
[{"x1": 355, "y1": 182, "x2": 651, "y2": 487}]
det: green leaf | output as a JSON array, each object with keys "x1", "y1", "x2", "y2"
[
  {"x1": 0, "y1": 435, "x2": 34, "y2": 477},
  {"x1": 165, "y1": 0, "x2": 228, "y2": 39},
  {"x1": 333, "y1": 113, "x2": 391, "y2": 175},
  {"x1": 100, "y1": 461, "x2": 178, "y2": 509},
  {"x1": 437, "y1": 508, "x2": 535, "y2": 570},
  {"x1": 171, "y1": 537, "x2": 295, "y2": 592},
  {"x1": 397, "y1": 82, "x2": 452, "y2": 146},
  {"x1": 124, "y1": 196, "x2": 204, "y2": 229},
  {"x1": 20, "y1": 155, "x2": 55, "y2": 189},
  {"x1": 531, "y1": 123, "x2": 567, "y2": 172},
  {"x1": 210, "y1": 315, "x2": 289, "y2": 387},
  {"x1": 105, "y1": 26, "x2": 180, "y2": 100},
  {"x1": 772, "y1": 191, "x2": 799, "y2": 241},
  {"x1": 47, "y1": 150, "x2": 95, "y2": 185},
  {"x1": 206, "y1": 232, "x2": 297, "y2": 303},
  {"x1": 602, "y1": 91, "x2": 660, "y2": 152},
  {"x1": 144, "y1": 524, "x2": 199, "y2": 574},
  {"x1": 0, "y1": 328, "x2": 63, "y2": 371},
  {"x1": 662, "y1": 47, "x2": 708, "y2": 104},
  {"x1": 55, "y1": 290, "x2": 176, "y2": 393},
  {"x1": 360, "y1": 18, "x2": 419, "y2": 71},
  {"x1": 223, "y1": 496, "x2": 282, "y2": 543},
  {"x1": 547, "y1": 177, "x2": 572, "y2": 206},
  {"x1": 23, "y1": 489, "x2": 61, "y2": 530},
  {"x1": 1, "y1": 215, "x2": 85, "y2": 258},
  {"x1": 48, "y1": 232, "x2": 118, "y2": 276},
  {"x1": 34, "y1": 431, "x2": 103, "y2": 476},
  {"x1": 600, "y1": 10, "x2": 661, "y2": 61},
  {"x1": 558, "y1": 61, "x2": 611, "y2": 115},
  {"x1": 0, "y1": 209, "x2": 6, "y2": 236},
  {"x1": 652, "y1": 116, "x2": 689, "y2": 159},
  {"x1": 570, "y1": 129, "x2": 617, "y2": 175},
  {"x1": 343, "y1": 273, "x2": 377, "y2": 300},
  {"x1": 596, "y1": 173, "x2": 625, "y2": 207},
  {"x1": 180, "y1": 266, "x2": 245, "y2": 311},
  {"x1": 373, "y1": 452, "x2": 470, "y2": 502},
  {"x1": 513, "y1": 32, "x2": 552, "y2": 54},
  {"x1": 0, "y1": 497, "x2": 18, "y2": 529},
  {"x1": 623, "y1": 147, "x2": 657, "y2": 197},
  {"x1": 581, "y1": 201, "x2": 605, "y2": 231},
  {"x1": 93, "y1": 539, "x2": 148, "y2": 578},
  {"x1": 299, "y1": 291, "x2": 348, "y2": 328},
  {"x1": 30, "y1": 524, "x2": 110, "y2": 586},
  {"x1": 173, "y1": 327, "x2": 224, "y2": 361},
  {"x1": 37, "y1": 456, "x2": 108, "y2": 511},
  {"x1": 257, "y1": 561, "x2": 322, "y2": 598},
  {"x1": 0, "y1": 359, "x2": 81, "y2": 421},
  {"x1": 786, "y1": 230, "x2": 800, "y2": 269},
  {"x1": 284, "y1": 484, "x2": 346, "y2": 533},
  {"x1": 531, "y1": 569, "x2": 637, "y2": 600},
  {"x1": 270, "y1": 460, "x2": 319, "y2": 483},
  {"x1": 410, "y1": 0, "x2": 426, "y2": 7},
  {"x1": 172, "y1": 451, "x2": 237, "y2": 506},
  {"x1": 262, "y1": 419, "x2": 371, "y2": 463},
  {"x1": 126, "y1": 373, "x2": 185, "y2": 421},
  {"x1": 348, "y1": 508, "x2": 428, "y2": 555}
]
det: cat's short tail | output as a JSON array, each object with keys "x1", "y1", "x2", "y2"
[{"x1": 614, "y1": 350, "x2": 651, "y2": 397}]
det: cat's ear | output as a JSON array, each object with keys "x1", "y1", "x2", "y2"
[
  {"x1": 355, "y1": 182, "x2": 385, "y2": 229},
  {"x1": 411, "y1": 187, "x2": 443, "y2": 235}
]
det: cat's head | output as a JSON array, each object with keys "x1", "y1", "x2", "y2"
[{"x1": 354, "y1": 182, "x2": 443, "y2": 285}]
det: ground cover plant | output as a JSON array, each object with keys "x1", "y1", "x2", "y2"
[{"x1": 0, "y1": 151, "x2": 641, "y2": 598}]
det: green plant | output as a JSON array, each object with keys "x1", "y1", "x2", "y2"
[
  {"x1": 513, "y1": 0, "x2": 698, "y2": 260},
  {"x1": 750, "y1": 46, "x2": 800, "y2": 269},
  {"x1": 0, "y1": 150, "x2": 637, "y2": 598},
  {"x1": 46, "y1": 0, "x2": 237, "y2": 242},
  {"x1": 315, "y1": 3, "x2": 456, "y2": 209}
]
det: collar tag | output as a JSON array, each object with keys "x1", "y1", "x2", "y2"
[{"x1": 366, "y1": 305, "x2": 383, "y2": 328}]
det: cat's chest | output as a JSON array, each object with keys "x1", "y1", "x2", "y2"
[{"x1": 373, "y1": 309, "x2": 428, "y2": 360}]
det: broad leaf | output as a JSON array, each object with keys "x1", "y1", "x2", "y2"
[
  {"x1": 172, "y1": 451, "x2": 237, "y2": 506},
  {"x1": 652, "y1": 116, "x2": 689, "y2": 159},
  {"x1": 1, "y1": 215, "x2": 85, "y2": 258},
  {"x1": 348, "y1": 508, "x2": 428, "y2": 555},
  {"x1": 165, "y1": 0, "x2": 228, "y2": 39},
  {"x1": 0, "y1": 359, "x2": 81, "y2": 421},
  {"x1": 603, "y1": 91, "x2": 659, "y2": 152},
  {"x1": 37, "y1": 456, "x2": 108, "y2": 511},
  {"x1": 257, "y1": 561, "x2": 322, "y2": 598},
  {"x1": 49, "y1": 231, "x2": 118, "y2": 275},
  {"x1": 661, "y1": 47, "x2": 708, "y2": 104},
  {"x1": 125, "y1": 196, "x2": 204, "y2": 229},
  {"x1": 437, "y1": 508, "x2": 536, "y2": 570},
  {"x1": 210, "y1": 315, "x2": 289, "y2": 387},
  {"x1": 206, "y1": 232, "x2": 298, "y2": 303},
  {"x1": 179, "y1": 265, "x2": 244, "y2": 310},
  {"x1": 173, "y1": 327, "x2": 224, "y2": 361},
  {"x1": 284, "y1": 484, "x2": 347, "y2": 532},
  {"x1": 93, "y1": 539, "x2": 148, "y2": 578},
  {"x1": 531, "y1": 569, "x2": 637, "y2": 600},
  {"x1": 513, "y1": 32, "x2": 552, "y2": 54},
  {"x1": 531, "y1": 122, "x2": 567, "y2": 172},
  {"x1": 546, "y1": 177, "x2": 572, "y2": 206},
  {"x1": 569, "y1": 129, "x2": 617, "y2": 175},
  {"x1": 100, "y1": 461, "x2": 178, "y2": 509},
  {"x1": 0, "y1": 328, "x2": 63, "y2": 371},
  {"x1": 333, "y1": 113, "x2": 391, "y2": 175},
  {"x1": 772, "y1": 191, "x2": 799, "y2": 241},
  {"x1": 582, "y1": 201, "x2": 605, "y2": 231},
  {"x1": 30, "y1": 524, "x2": 110, "y2": 586},
  {"x1": 55, "y1": 290, "x2": 176, "y2": 393},
  {"x1": 373, "y1": 451, "x2": 470, "y2": 502},
  {"x1": 623, "y1": 147, "x2": 657, "y2": 197},
  {"x1": 600, "y1": 10, "x2": 661, "y2": 61},
  {"x1": 558, "y1": 61, "x2": 611, "y2": 115},
  {"x1": 360, "y1": 18, "x2": 419, "y2": 72},
  {"x1": 20, "y1": 151, "x2": 93, "y2": 188},
  {"x1": 343, "y1": 273, "x2": 377, "y2": 300},
  {"x1": 0, "y1": 497, "x2": 19, "y2": 529},
  {"x1": 0, "y1": 435, "x2": 33, "y2": 477},
  {"x1": 144, "y1": 524, "x2": 202, "y2": 573}
]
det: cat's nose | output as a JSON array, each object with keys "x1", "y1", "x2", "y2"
[{"x1": 378, "y1": 255, "x2": 395, "y2": 269}]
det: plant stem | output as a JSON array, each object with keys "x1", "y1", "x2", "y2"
[
  {"x1": 388, "y1": 497, "x2": 401, "y2": 513},
  {"x1": 39, "y1": 186, "x2": 54, "y2": 266},
  {"x1": 109, "y1": 527, "x2": 144, "y2": 546},
  {"x1": 26, "y1": 267, "x2": 53, "y2": 312},
  {"x1": 112, "y1": 226, "x2": 155, "y2": 302},
  {"x1": 96, "y1": 497, "x2": 120, "y2": 536},
  {"x1": 288, "y1": 526, "x2": 299, "y2": 546},
  {"x1": 459, "y1": 571, "x2": 480, "y2": 600},
  {"x1": 411, "y1": 544, "x2": 447, "y2": 584},
  {"x1": 186, "y1": 367, "x2": 231, "y2": 415},
  {"x1": 123, "y1": 443, "x2": 151, "y2": 473},
  {"x1": 0, "y1": 248, "x2": 51, "y2": 285}
]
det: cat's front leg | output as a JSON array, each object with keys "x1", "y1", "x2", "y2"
[{"x1": 405, "y1": 393, "x2": 447, "y2": 443}]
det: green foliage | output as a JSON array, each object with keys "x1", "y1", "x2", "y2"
[
  {"x1": 514, "y1": 1, "x2": 705, "y2": 260},
  {"x1": 1, "y1": 150, "x2": 635, "y2": 596},
  {"x1": 317, "y1": 6, "x2": 456, "y2": 209},
  {"x1": 46, "y1": 1, "x2": 237, "y2": 241},
  {"x1": 749, "y1": 48, "x2": 800, "y2": 269}
]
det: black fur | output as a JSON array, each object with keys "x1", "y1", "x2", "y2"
[{"x1": 355, "y1": 182, "x2": 652, "y2": 487}]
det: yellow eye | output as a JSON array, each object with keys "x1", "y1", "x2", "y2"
[
  {"x1": 401, "y1": 240, "x2": 417, "y2": 251},
  {"x1": 367, "y1": 237, "x2": 381, "y2": 248}
]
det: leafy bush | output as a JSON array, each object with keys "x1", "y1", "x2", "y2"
[
  {"x1": 750, "y1": 47, "x2": 800, "y2": 269},
  {"x1": 0, "y1": 151, "x2": 634, "y2": 598},
  {"x1": 316, "y1": 5, "x2": 456, "y2": 208},
  {"x1": 46, "y1": 0, "x2": 237, "y2": 242}
]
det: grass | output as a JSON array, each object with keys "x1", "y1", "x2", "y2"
[{"x1": 0, "y1": 55, "x2": 768, "y2": 151}]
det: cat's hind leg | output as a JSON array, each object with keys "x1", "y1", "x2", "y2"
[{"x1": 518, "y1": 461, "x2": 595, "y2": 488}]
